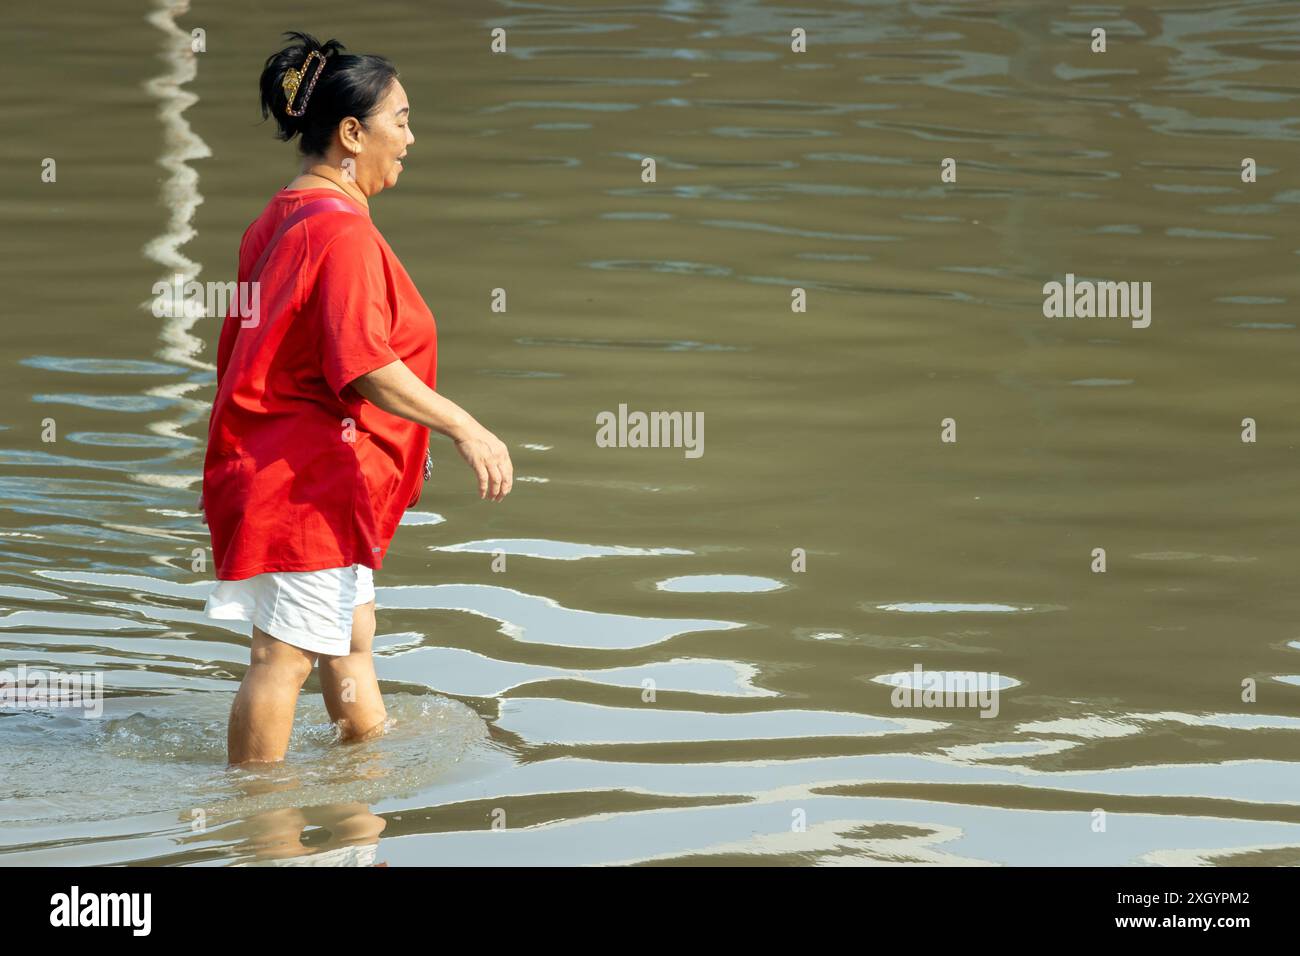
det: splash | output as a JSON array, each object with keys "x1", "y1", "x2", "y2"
[{"x1": 0, "y1": 692, "x2": 492, "y2": 829}]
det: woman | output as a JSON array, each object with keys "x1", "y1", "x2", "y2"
[{"x1": 199, "y1": 32, "x2": 512, "y2": 766}]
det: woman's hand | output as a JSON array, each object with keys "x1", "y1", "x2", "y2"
[
  {"x1": 349, "y1": 360, "x2": 515, "y2": 501},
  {"x1": 197, "y1": 492, "x2": 207, "y2": 525},
  {"x1": 453, "y1": 425, "x2": 513, "y2": 501}
]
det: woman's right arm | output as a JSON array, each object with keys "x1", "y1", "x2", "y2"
[{"x1": 350, "y1": 359, "x2": 514, "y2": 502}]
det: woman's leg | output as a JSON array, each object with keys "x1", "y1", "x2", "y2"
[
  {"x1": 228, "y1": 626, "x2": 318, "y2": 765},
  {"x1": 318, "y1": 600, "x2": 388, "y2": 742}
]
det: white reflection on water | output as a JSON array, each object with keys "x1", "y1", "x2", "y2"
[
  {"x1": 657, "y1": 574, "x2": 783, "y2": 593},
  {"x1": 433, "y1": 538, "x2": 691, "y2": 560},
  {"x1": 496, "y1": 698, "x2": 947, "y2": 745},
  {"x1": 363, "y1": 752, "x2": 1300, "y2": 866},
  {"x1": 399, "y1": 511, "x2": 445, "y2": 526},
  {"x1": 874, "y1": 602, "x2": 1033, "y2": 613},
  {"x1": 379, "y1": 583, "x2": 741, "y2": 650},
  {"x1": 872, "y1": 670, "x2": 1021, "y2": 692},
  {"x1": 374, "y1": 645, "x2": 775, "y2": 699},
  {"x1": 1019, "y1": 711, "x2": 1300, "y2": 737}
]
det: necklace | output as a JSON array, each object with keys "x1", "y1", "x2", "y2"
[{"x1": 298, "y1": 167, "x2": 368, "y2": 208}]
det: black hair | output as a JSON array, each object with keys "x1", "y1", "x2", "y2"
[{"x1": 259, "y1": 31, "x2": 398, "y2": 157}]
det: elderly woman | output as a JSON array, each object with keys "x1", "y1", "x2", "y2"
[{"x1": 199, "y1": 32, "x2": 512, "y2": 766}]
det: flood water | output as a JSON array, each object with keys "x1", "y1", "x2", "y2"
[{"x1": 2, "y1": 0, "x2": 1299, "y2": 865}]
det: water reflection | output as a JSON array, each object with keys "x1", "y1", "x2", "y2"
[{"x1": 3, "y1": 0, "x2": 1299, "y2": 866}]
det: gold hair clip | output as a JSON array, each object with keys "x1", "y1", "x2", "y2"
[{"x1": 283, "y1": 50, "x2": 327, "y2": 117}]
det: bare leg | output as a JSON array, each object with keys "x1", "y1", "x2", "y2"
[
  {"x1": 318, "y1": 600, "x2": 387, "y2": 742},
  {"x1": 228, "y1": 627, "x2": 318, "y2": 766},
  {"x1": 240, "y1": 807, "x2": 311, "y2": 860}
]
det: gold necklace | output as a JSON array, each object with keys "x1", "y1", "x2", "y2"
[{"x1": 301, "y1": 167, "x2": 368, "y2": 208}]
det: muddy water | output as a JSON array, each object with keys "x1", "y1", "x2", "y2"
[{"x1": 1, "y1": 0, "x2": 1298, "y2": 865}]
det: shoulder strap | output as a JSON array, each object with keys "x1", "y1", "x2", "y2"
[{"x1": 248, "y1": 196, "x2": 362, "y2": 284}]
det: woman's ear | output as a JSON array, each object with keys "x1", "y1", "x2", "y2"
[{"x1": 339, "y1": 117, "x2": 365, "y2": 154}]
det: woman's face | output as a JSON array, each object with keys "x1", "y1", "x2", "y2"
[{"x1": 350, "y1": 78, "x2": 414, "y2": 195}]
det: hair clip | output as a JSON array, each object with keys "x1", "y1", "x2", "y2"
[{"x1": 283, "y1": 50, "x2": 327, "y2": 117}]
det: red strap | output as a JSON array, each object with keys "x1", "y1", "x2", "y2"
[{"x1": 249, "y1": 196, "x2": 361, "y2": 283}]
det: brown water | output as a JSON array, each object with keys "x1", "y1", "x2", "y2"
[{"x1": 1, "y1": 0, "x2": 1298, "y2": 866}]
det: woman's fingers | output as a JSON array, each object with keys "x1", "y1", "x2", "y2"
[
  {"x1": 457, "y1": 433, "x2": 514, "y2": 502},
  {"x1": 496, "y1": 450, "x2": 513, "y2": 501},
  {"x1": 487, "y1": 458, "x2": 505, "y2": 500},
  {"x1": 456, "y1": 437, "x2": 488, "y2": 498},
  {"x1": 484, "y1": 440, "x2": 510, "y2": 501}
]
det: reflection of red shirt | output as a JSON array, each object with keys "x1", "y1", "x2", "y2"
[{"x1": 203, "y1": 188, "x2": 437, "y2": 580}]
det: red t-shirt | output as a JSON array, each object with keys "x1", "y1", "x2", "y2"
[{"x1": 203, "y1": 187, "x2": 437, "y2": 580}]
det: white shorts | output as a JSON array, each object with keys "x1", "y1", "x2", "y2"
[
  {"x1": 203, "y1": 564, "x2": 375, "y2": 658},
  {"x1": 232, "y1": 843, "x2": 379, "y2": 867}
]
